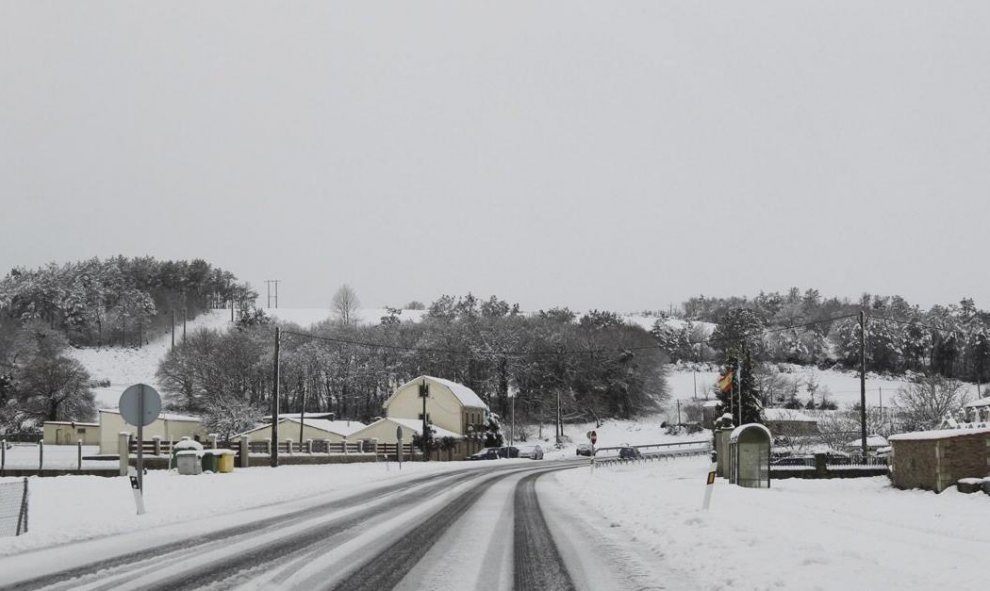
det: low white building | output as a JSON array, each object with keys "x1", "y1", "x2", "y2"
[{"x1": 98, "y1": 409, "x2": 207, "y2": 453}]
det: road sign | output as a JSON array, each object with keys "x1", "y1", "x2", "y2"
[
  {"x1": 118, "y1": 384, "x2": 160, "y2": 509},
  {"x1": 396, "y1": 426, "x2": 403, "y2": 441},
  {"x1": 119, "y1": 384, "x2": 161, "y2": 427},
  {"x1": 590, "y1": 430, "x2": 598, "y2": 445}
]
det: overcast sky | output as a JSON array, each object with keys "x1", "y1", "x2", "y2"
[{"x1": 1, "y1": 2, "x2": 988, "y2": 313}]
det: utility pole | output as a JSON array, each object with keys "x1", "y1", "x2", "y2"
[
  {"x1": 182, "y1": 308, "x2": 187, "y2": 343},
  {"x1": 556, "y1": 390, "x2": 562, "y2": 443},
  {"x1": 510, "y1": 393, "x2": 516, "y2": 445},
  {"x1": 265, "y1": 280, "x2": 281, "y2": 309},
  {"x1": 170, "y1": 309, "x2": 175, "y2": 350},
  {"x1": 419, "y1": 379, "x2": 429, "y2": 461},
  {"x1": 271, "y1": 327, "x2": 281, "y2": 468},
  {"x1": 299, "y1": 381, "x2": 306, "y2": 448},
  {"x1": 859, "y1": 310, "x2": 868, "y2": 458},
  {"x1": 676, "y1": 399, "x2": 681, "y2": 425}
]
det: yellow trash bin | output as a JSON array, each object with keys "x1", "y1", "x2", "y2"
[{"x1": 217, "y1": 450, "x2": 235, "y2": 473}]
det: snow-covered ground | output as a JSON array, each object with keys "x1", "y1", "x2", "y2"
[
  {"x1": 68, "y1": 310, "x2": 233, "y2": 408},
  {"x1": 1, "y1": 444, "x2": 111, "y2": 470},
  {"x1": 550, "y1": 456, "x2": 989, "y2": 591},
  {"x1": 0, "y1": 459, "x2": 474, "y2": 557}
]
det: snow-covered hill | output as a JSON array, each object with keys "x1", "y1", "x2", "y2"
[{"x1": 69, "y1": 310, "x2": 233, "y2": 408}]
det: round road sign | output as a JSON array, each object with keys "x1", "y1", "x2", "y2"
[
  {"x1": 118, "y1": 383, "x2": 162, "y2": 427},
  {"x1": 590, "y1": 430, "x2": 598, "y2": 445}
]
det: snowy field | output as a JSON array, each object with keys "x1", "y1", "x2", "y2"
[
  {"x1": 549, "y1": 456, "x2": 990, "y2": 591},
  {"x1": 1, "y1": 444, "x2": 112, "y2": 470}
]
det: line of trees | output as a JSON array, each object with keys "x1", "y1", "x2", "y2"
[
  {"x1": 669, "y1": 289, "x2": 990, "y2": 383},
  {"x1": 157, "y1": 294, "x2": 670, "y2": 437},
  {"x1": 0, "y1": 257, "x2": 255, "y2": 347}
]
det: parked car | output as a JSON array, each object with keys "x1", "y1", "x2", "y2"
[
  {"x1": 497, "y1": 446, "x2": 519, "y2": 459},
  {"x1": 468, "y1": 447, "x2": 500, "y2": 461},
  {"x1": 619, "y1": 446, "x2": 642, "y2": 460},
  {"x1": 518, "y1": 445, "x2": 544, "y2": 460},
  {"x1": 576, "y1": 443, "x2": 594, "y2": 456},
  {"x1": 771, "y1": 455, "x2": 813, "y2": 466}
]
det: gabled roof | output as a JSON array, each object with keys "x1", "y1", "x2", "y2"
[
  {"x1": 762, "y1": 408, "x2": 817, "y2": 422},
  {"x1": 384, "y1": 417, "x2": 462, "y2": 440},
  {"x1": 384, "y1": 376, "x2": 488, "y2": 410},
  {"x1": 234, "y1": 417, "x2": 366, "y2": 439}
]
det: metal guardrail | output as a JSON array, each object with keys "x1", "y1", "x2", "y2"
[{"x1": 593, "y1": 440, "x2": 712, "y2": 467}]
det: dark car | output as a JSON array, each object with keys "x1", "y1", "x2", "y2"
[
  {"x1": 468, "y1": 447, "x2": 500, "y2": 461},
  {"x1": 576, "y1": 443, "x2": 594, "y2": 456},
  {"x1": 497, "y1": 446, "x2": 520, "y2": 459},
  {"x1": 619, "y1": 446, "x2": 642, "y2": 460}
]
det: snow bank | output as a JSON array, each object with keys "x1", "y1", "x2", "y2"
[{"x1": 548, "y1": 456, "x2": 989, "y2": 590}]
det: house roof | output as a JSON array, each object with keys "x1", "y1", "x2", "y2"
[
  {"x1": 388, "y1": 418, "x2": 462, "y2": 439},
  {"x1": 384, "y1": 376, "x2": 488, "y2": 410},
  {"x1": 889, "y1": 426, "x2": 990, "y2": 442},
  {"x1": 283, "y1": 417, "x2": 366, "y2": 436},
  {"x1": 845, "y1": 435, "x2": 889, "y2": 448},
  {"x1": 235, "y1": 417, "x2": 366, "y2": 438},
  {"x1": 99, "y1": 409, "x2": 201, "y2": 422},
  {"x1": 762, "y1": 408, "x2": 817, "y2": 422},
  {"x1": 965, "y1": 396, "x2": 990, "y2": 408},
  {"x1": 352, "y1": 417, "x2": 462, "y2": 440}
]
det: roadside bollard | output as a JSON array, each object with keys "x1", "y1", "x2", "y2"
[{"x1": 77, "y1": 440, "x2": 83, "y2": 470}]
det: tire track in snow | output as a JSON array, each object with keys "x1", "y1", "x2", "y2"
[{"x1": 513, "y1": 471, "x2": 576, "y2": 591}]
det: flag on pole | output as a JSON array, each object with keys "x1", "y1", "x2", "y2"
[{"x1": 718, "y1": 368, "x2": 734, "y2": 393}]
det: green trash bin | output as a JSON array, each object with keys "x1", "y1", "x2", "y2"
[{"x1": 201, "y1": 450, "x2": 220, "y2": 473}]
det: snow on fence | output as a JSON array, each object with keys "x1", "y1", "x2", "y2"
[
  {"x1": 0, "y1": 479, "x2": 28, "y2": 537},
  {"x1": 0, "y1": 440, "x2": 113, "y2": 473}
]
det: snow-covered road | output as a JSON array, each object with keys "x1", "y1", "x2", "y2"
[{"x1": 0, "y1": 459, "x2": 668, "y2": 591}]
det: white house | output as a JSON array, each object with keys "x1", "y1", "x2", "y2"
[
  {"x1": 98, "y1": 409, "x2": 207, "y2": 453},
  {"x1": 383, "y1": 375, "x2": 489, "y2": 437}
]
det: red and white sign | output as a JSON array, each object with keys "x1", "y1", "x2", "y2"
[{"x1": 590, "y1": 430, "x2": 598, "y2": 445}]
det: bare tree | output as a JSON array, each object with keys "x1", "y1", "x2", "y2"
[
  {"x1": 331, "y1": 284, "x2": 360, "y2": 326},
  {"x1": 895, "y1": 375, "x2": 970, "y2": 431}
]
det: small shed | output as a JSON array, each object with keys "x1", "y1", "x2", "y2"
[
  {"x1": 889, "y1": 427, "x2": 990, "y2": 492},
  {"x1": 43, "y1": 421, "x2": 100, "y2": 445},
  {"x1": 762, "y1": 408, "x2": 818, "y2": 437},
  {"x1": 729, "y1": 423, "x2": 772, "y2": 488}
]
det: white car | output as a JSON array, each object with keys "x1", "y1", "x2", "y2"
[{"x1": 517, "y1": 445, "x2": 544, "y2": 460}]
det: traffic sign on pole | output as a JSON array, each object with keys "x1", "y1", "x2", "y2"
[
  {"x1": 590, "y1": 430, "x2": 598, "y2": 445},
  {"x1": 118, "y1": 383, "x2": 161, "y2": 514}
]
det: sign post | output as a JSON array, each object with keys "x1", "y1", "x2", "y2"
[
  {"x1": 588, "y1": 430, "x2": 598, "y2": 472},
  {"x1": 396, "y1": 425, "x2": 403, "y2": 470},
  {"x1": 119, "y1": 383, "x2": 161, "y2": 515}
]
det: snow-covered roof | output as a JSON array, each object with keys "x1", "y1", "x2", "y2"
[
  {"x1": 845, "y1": 435, "x2": 889, "y2": 448},
  {"x1": 889, "y1": 426, "x2": 990, "y2": 442},
  {"x1": 965, "y1": 396, "x2": 990, "y2": 409},
  {"x1": 762, "y1": 408, "x2": 817, "y2": 422},
  {"x1": 99, "y1": 409, "x2": 202, "y2": 422},
  {"x1": 236, "y1": 417, "x2": 366, "y2": 438},
  {"x1": 386, "y1": 376, "x2": 488, "y2": 410},
  {"x1": 702, "y1": 400, "x2": 720, "y2": 408},
  {"x1": 729, "y1": 423, "x2": 772, "y2": 444},
  {"x1": 282, "y1": 417, "x2": 366, "y2": 437},
  {"x1": 366, "y1": 417, "x2": 462, "y2": 440},
  {"x1": 265, "y1": 412, "x2": 336, "y2": 421},
  {"x1": 43, "y1": 421, "x2": 99, "y2": 427}
]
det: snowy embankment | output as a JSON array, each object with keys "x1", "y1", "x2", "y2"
[
  {"x1": 68, "y1": 309, "x2": 233, "y2": 408},
  {"x1": 548, "y1": 457, "x2": 989, "y2": 591},
  {"x1": 0, "y1": 460, "x2": 476, "y2": 557}
]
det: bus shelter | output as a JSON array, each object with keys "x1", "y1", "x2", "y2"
[{"x1": 729, "y1": 423, "x2": 772, "y2": 488}]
